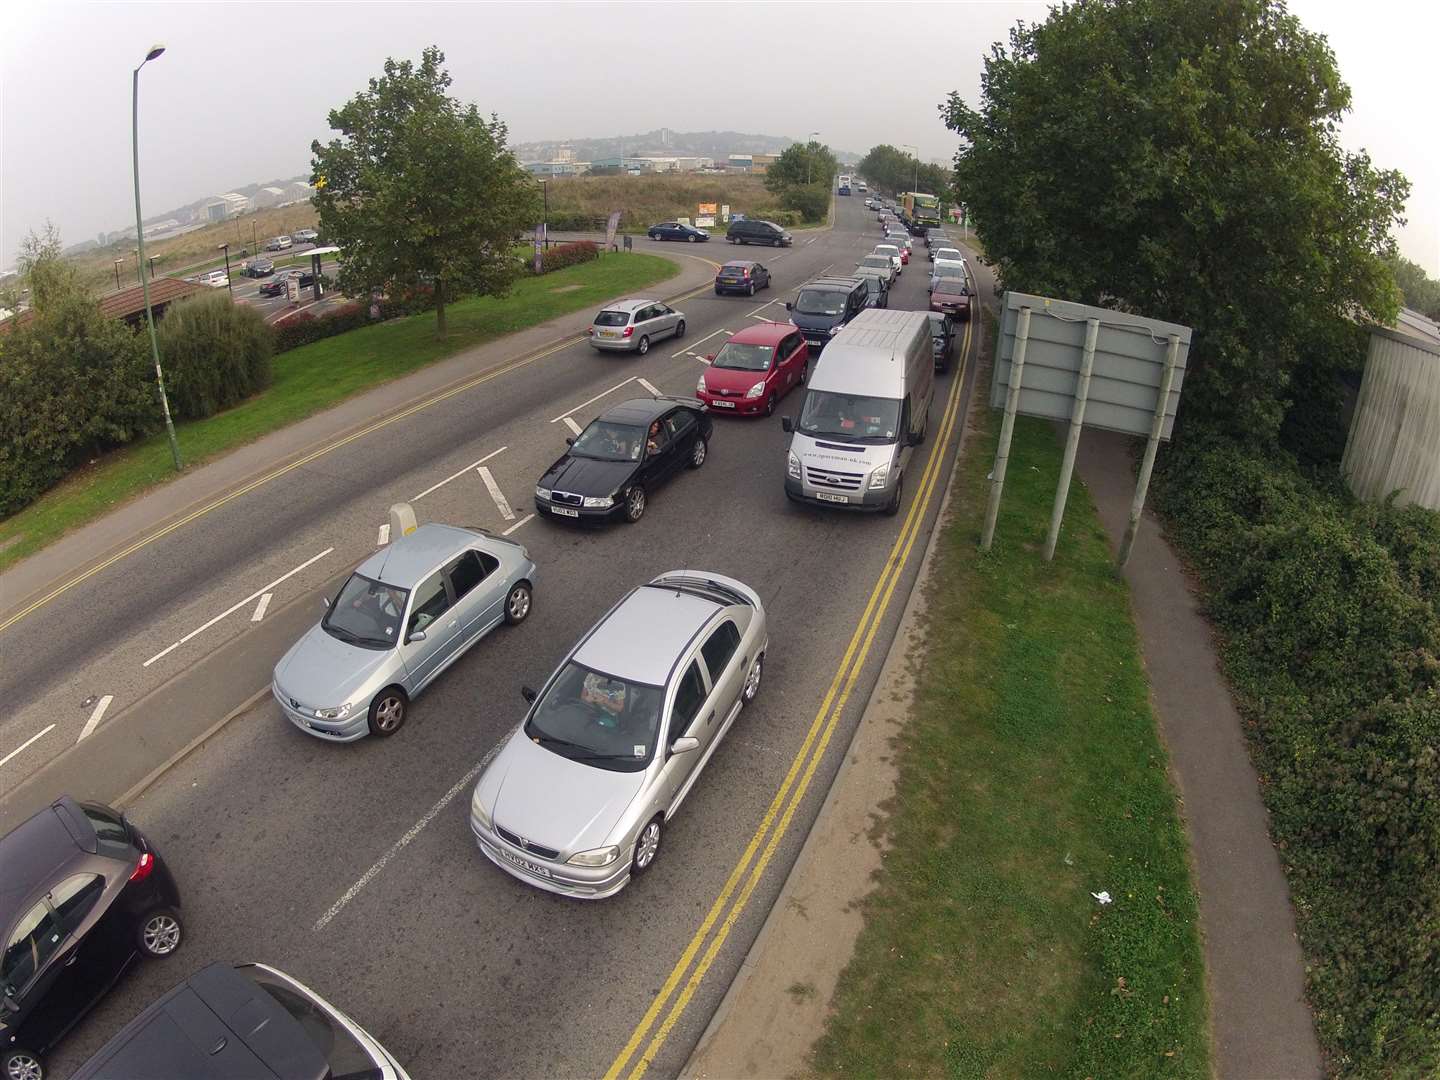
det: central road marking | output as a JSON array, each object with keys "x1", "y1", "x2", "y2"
[
  {"x1": 143, "y1": 547, "x2": 335, "y2": 668},
  {"x1": 250, "y1": 592, "x2": 273, "y2": 622},
  {"x1": 1, "y1": 725, "x2": 56, "y2": 769},
  {"x1": 411, "y1": 446, "x2": 507, "y2": 502},
  {"x1": 551, "y1": 376, "x2": 637, "y2": 423},
  {"x1": 477, "y1": 467, "x2": 515, "y2": 521},
  {"x1": 562, "y1": 416, "x2": 583, "y2": 436},
  {"x1": 77, "y1": 696, "x2": 114, "y2": 743}
]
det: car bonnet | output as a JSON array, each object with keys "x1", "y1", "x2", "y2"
[{"x1": 274, "y1": 623, "x2": 395, "y2": 705}]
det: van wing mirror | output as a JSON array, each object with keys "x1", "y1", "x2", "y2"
[{"x1": 781, "y1": 416, "x2": 794, "y2": 433}]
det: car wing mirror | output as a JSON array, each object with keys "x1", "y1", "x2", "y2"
[
  {"x1": 565, "y1": 436, "x2": 575, "y2": 446},
  {"x1": 781, "y1": 416, "x2": 795, "y2": 433},
  {"x1": 670, "y1": 736, "x2": 700, "y2": 755},
  {"x1": 521, "y1": 685, "x2": 538, "y2": 704},
  {"x1": 321, "y1": 595, "x2": 331, "y2": 609},
  {"x1": 408, "y1": 629, "x2": 427, "y2": 642},
  {"x1": 784, "y1": 301, "x2": 793, "y2": 310},
  {"x1": 705, "y1": 353, "x2": 715, "y2": 362}
]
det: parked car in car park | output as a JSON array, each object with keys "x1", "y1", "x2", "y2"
[
  {"x1": 697, "y1": 322, "x2": 808, "y2": 416},
  {"x1": 726, "y1": 219, "x2": 792, "y2": 247},
  {"x1": 1, "y1": 797, "x2": 183, "y2": 1080},
  {"x1": 470, "y1": 571, "x2": 768, "y2": 898},
  {"x1": 786, "y1": 276, "x2": 872, "y2": 352},
  {"x1": 272, "y1": 524, "x2": 537, "y2": 742},
  {"x1": 713, "y1": 260, "x2": 771, "y2": 296},
  {"x1": 257, "y1": 269, "x2": 315, "y2": 297},
  {"x1": 242, "y1": 257, "x2": 274, "y2": 277},
  {"x1": 588, "y1": 298, "x2": 686, "y2": 354},
  {"x1": 930, "y1": 274, "x2": 974, "y2": 322},
  {"x1": 647, "y1": 221, "x2": 710, "y2": 243},
  {"x1": 535, "y1": 397, "x2": 711, "y2": 524},
  {"x1": 201, "y1": 270, "x2": 228, "y2": 288},
  {"x1": 265, "y1": 235, "x2": 293, "y2": 251},
  {"x1": 69, "y1": 962, "x2": 411, "y2": 1080},
  {"x1": 291, "y1": 228, "x2": 319, "y2": 244}
]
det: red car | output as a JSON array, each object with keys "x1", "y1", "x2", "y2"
[{"x1": 696, "y1": 321, "x2": 809, "y2": 416}]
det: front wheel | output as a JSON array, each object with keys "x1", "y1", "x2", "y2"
[
  {"x1": 2, "y1": 1049, "x2": 43, "y2": 1080},
  {"x1": 368, "y1": 688, "x2": 408, "y2": 737},
  {"x1": 623, "y1": 485, "x2": 647, "y2": 523},
  {"x1": 764, "y1": 393, "x2": 777, "y2": 417},
  {"x1": 674, "y1": 320, "x2": 686, "y2": 339},
  {"x1": 687, "y1": 234, "x2": 697, "y2": 243},
  {"x1": 688, "y1": 438, "x2": 708, "y2": 469},
  {"x1": 504, "y1": 581, "x2": 532, "y2": 625},
  {"x1": 742, "y1": 654, "x2": 763, "y2": 703},
  {"x1": 636, "y1": 335, "x2": 650, "y2": 356},
  {"x1": 632, "y1": 817, "x2": 663, "y2": 876},
  {"x1": 883, "y1": 475, "x2": 904, "y2": 517},
  {"x1": 137, "y1": 907, "x2": 183, "y2": 957}
]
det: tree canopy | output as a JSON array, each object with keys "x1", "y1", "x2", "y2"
[
  {"x1": 311, "y1": 46, "x2": 539, "y2": 338},
  {"x1": 943, "y1": 0, "x2": 1409, "y2": 445},
  {"x1": 1387, "y1": 255, "x2": 1440, "y2": 320},
  {"x1": 857, "y1": 145, "x2": 950, "y2": 199},
  {"x1": 762, "y1": 140, "x2": 838, "y2": 223}
]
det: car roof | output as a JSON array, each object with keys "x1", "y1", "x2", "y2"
[
  {"x1": 573, "y1": 584, "x2": 723, "y2": 685},
  {"x1": 720, "y1": 260, "x2": 760, "y2": 269},
  {"x1": 356, "y1": 522, "x2": 485, "y2": 587},
  {"x1": 800, "y1": 276, "x2": 865, "y2": 292},
  {"x1": 597, "y1": 298, "x2": 654, "y2": 313},
  {"x1": 596, "y1": 396, "x2": 686, "y2": 426},
  {"x1": 725, "y1": 320, "x2": 792, "y2": 345},
  {"x1": 0, "y1": 797, "x2": 91, "y2": 926}
]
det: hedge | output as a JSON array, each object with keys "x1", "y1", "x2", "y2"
[
  {"x1": 1153, "y1": 444, "x2": 1440, "y2": 1076},
  {"x1": 534, "y1": 240, "x2": 598, "y2": 274},
  {"x1": 155, "y1": 291, "x2": 273, "y2": 419},
  {"x1": 749, "y1": 208, "x2": 805, "y2": 228}
]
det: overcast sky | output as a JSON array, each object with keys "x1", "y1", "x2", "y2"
[{"x1": 4, "y1": 1, "x2": 1436, "y2": 274}]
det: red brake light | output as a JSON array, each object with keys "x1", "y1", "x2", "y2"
[
  {"x1": 742, "y1": 268, "x2": 751, "y2": 278},
  {"x1": 623, "y1": 326, "x2": 634, "y2": 337},
  {"x1": 130, "y1": 851, "x2": 154, "y2": 882}
]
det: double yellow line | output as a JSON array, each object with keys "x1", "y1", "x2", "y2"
[{"x1": 604, "y1": 318, "x2": 973, "y2": 1080}]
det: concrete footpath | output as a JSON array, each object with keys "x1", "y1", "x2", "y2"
[{"x1": 0, "y1": 250, "x2": 718, "y2": 622}]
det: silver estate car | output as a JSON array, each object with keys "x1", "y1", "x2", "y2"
[
  {"x1": 272, "y1": 524, "x2": 537, "y2": 742},
  {"x1": 588, "y1": 298, "x2": 686, "y2": 355},
  {"x1": 470, "y1": 571, "x2": 767, "y2": 898}
]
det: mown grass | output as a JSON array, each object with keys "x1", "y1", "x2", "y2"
[
  {"x1": 0, "y1": 253, "x2": 677, "y2": 573},
  {"x1": 808, "y1": 406, "x2": 1209, "y2": 1078}
]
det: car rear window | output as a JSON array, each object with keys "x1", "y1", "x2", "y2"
[
  {"x1": 936, "y1": 278, "x2": 971, "y2": 295},
  {"x1": 82, "y1": 805, "x2": 129, "y2": 846},
  {"x1": 594, "y1": 310, "x2": 630, "y2": 327},
  {"x1": 247, "y1": 969, "x2": 381, "y2": 1080}
]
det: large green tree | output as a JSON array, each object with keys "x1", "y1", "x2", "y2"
[
  {"x1": 1387, "y1": 254, "x2": 1440, "y2": 320},
  {"x1": 763, "y1": 140, "x2": 838, "y2": 224},
  {"x1": 942, "y1": 0, "x2": 1409, "y2": 444},
  {"x1": 311, "y1": 46, "x2": 539, "y2": 338},
  {"x1": 857, "y1": 145, "x2": 949, "y2": 198}
]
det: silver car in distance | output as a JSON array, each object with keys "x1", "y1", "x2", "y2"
[
  {"x1": 470, "y1": 571, "x2": 768, "y2": 898},
  {"x1": 272, "y1": 524, "x2": 538, "y2": 742}
]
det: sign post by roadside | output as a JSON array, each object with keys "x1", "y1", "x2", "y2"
[
  {"x1": 533, "y1": 224, "x2": 544, "y2": 274},
  {"x1": 605, "y1": 211, "x2": 622, "y2": 252}
]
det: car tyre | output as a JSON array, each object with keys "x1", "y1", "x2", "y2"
[
  {"x1": 368, "y1": 688, "x2": 408, "y2": 737},
  {"x1": 714, "y1": 287, "x2": 724, "y2": 296},
  {"x1": 884, "y1": 475, "x2": 904, "y2": 517},
  {"x1": 636, "y1": 335, "x2": 650, "y2": 356},
  {"x1": 747, "y1": 282, "x2": 755, "y2": 296},
  {"x1": 687, "y1": 234, "x2": 697, "y2": 243},
  {"x1": 504, "y1": 581, "x2": 533, "y2": 625},
  {"x1": 632, "y1": 816, "x2": 663, "y2": 876},
  {"x1": 137, "y1": 907, "x2": 183, "y2": 957},
  {"x1": 623, "y1": 485, "x2": 647, "y2": 523},
  {"x1": 674, "y1": 320, "x2": 686, "y2": 339},
  {"x1": 688, "y1": 438, "x2": 708, "y2": 469},
  {"x1": 800, "y1": 358, "x2": 809, "y2": 384},
  {"x1": 2, "y1": 1049, "x2": 43, "y2": 1080},
  {"x1": 764, "y1": 393, "x2": 777, "y2": 417},
  {"x1": 742, "y1": 654, "x2": 763, "y2": 704}
]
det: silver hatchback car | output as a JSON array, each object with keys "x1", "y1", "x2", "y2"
[
  {"x1": 588, "y1": 298, "x2": 687, "y2": 355},
  {"x1": 272, "y1": 524, "x2": 537, "y2": 742},
  {"x1": 470, "y1": 571, "x2": 767, "y2": 898}
]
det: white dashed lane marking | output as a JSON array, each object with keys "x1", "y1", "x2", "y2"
[{"x1": 478, "y1": 466, "x2": 516, "y2": 521}]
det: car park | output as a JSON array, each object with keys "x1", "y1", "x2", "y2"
[
  {"x1": 713, "y1": 260, "x2": 771, "y2": 296},
  {"x1": 856, "y1": 254, "x2": 897, "y2": 285},
  {"x1": 726, "y1": 219, "x2": 792, "y2": 247},
  {"x1": 927, "y1": 312, "x2": 955, "y2": 373},
  {"x1": 291, "y1": 228, "x2": 319, "y2": 244},
  {"x1": 785, "y1": 276, "x2": 871, "y2": 352},
  {"x1": 587, "y1": 298, "x2": 685, "y2": 354},
  {"x1": 930, "y1": 258, "x2": 968, "y2": 293},
  {"x1": 930, "y1": 274, "x2": 973, "y2": 322},
  {"x1": 872, "y1": 244, "x2": 903, "y2": 274},
  {"x1": 647, "y1": 221, "x2": 710, "y2": 243},
  {"x1": 201, "y1": 270, "x2": 228, "y2": 288},
  {"x1": 242, "y1": 258, "x2": 275, "y2": 278},
  {"x1": 1, "y1": 797, "x2": 183, "y2": 1080},
  {"x1": 696, "y1": 322, "x2": 808, "y2": 416},
  {"x1": 257, "y1": 269, "x2": 315, "y2": 297},
  {"x1": 535, "y1": 397, "x2": 711, "y2": 524},
  {"x1": 931, "y1": 245, "x2": 962, "y2": 264},
  {"x1": 264, "y1": 235, "x2": 293, "y2": 251},
  {"x1": 272, "y1": 524, "x2": 537, "y2": 742},
  {"x1": 470, "y1": 571, "x2": 768, "y2": 898},
  {"x1": 69, "y1": 962, "x2": 411, "y2": 1080}
]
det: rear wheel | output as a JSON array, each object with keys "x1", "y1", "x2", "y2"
[
  {"x1": 368, "y1": 688, "x2": 407, "y2": 737},
  {"x1": 504, "y1": 581, "x2": 532, "y2": 625},
  {"x1": 636, "y1": 335, "x2": 650, "y2": 356},
  {"x1": 632, "y1": 817, "x2": 663, "y2": 876},
  {"x1": 2, "y1": 1049, "x2": 43, "y2": 1080},
  {"x1": 137, "y1": 907, "x2": 183, "y2": 957}
]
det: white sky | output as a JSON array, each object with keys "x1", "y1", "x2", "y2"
[{"x1": 3, "y1": 1, "x2": 1435, "y2": 273}]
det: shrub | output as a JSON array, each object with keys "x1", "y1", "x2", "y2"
[
  {"x1": 155, "y1": 291, "x2": 273, "y2": 419},
  {"x1": 535, "y1": 241, "x2": 598, "y2": 274},
  {"x1": 272, "y1": 302, "x2": 371, "y2": 354},
  {"x1": 749, "y1": 208, "x2": 804, "y2": 228}
]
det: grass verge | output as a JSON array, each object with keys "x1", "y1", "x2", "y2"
[
  {"x1": 808, "y1": 405, "x2": 1209, "y2": 1077},
  {"x1": 0, "y1": 252, "x2": 678, "y2": 574}
]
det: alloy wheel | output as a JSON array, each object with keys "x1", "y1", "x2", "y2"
[
  {"x1": 743, "y1": 655, "x2": 764, "y2": 702},
  {"x1": 691, "y1": 439, "x2": 707, "y2": 468},
  {"x1": 637, "y1": 335, "x2": 650, "y2": 355},
  {"x1": 506, "y1": 583, "x2": 532, "y2": 623},
  {"x1": 626, "y1": 487, "x2": 646, "y2": 522},
  {"x1": 374, "y1": 694, "x2": 404, "y2": 733},
  {"x1": 5, "y1": 1052, "x2": 42, "y2": 1080},
  {"x1": 635, "y1": 821, "x2": 661, "y2": 869},
  {"x1": 142, "y1": 912, "x2": 181, "y2": 955}
]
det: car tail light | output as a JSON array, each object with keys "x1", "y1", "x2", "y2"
[
  {"x1": 623, "y1": 326, "x2": 634, "y2": 338},
  {"x1": 130, "y1": 851, "x2": 155, "y2": 882},
  {"x1": 587, "y1": 326, "x2": 594, "y2": 335},
  {"x1": 742, "y1": 268, "x2": 751, "y2": 278}
]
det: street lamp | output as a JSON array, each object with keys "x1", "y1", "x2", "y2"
[
  {"x1": 218, "y1": 243, "x2": 233, "y2": 296},
  {"x1": 539, "y1": 178, "x2": 549, "y2": 249},
  {"x1": 113, "y1": 258, "x2": 124, "y2": 291},
  {"x1": 147, "y1": 255, "x2": 158, "y2": 280},
  {"x1": 806, "y1": 131, "x2": 819, "y2": 185},
  {"x1": 132, "y1": 43, "x2": 182, "y2": 472},
  {"x1": 901, "y1": 144, "x2": 919, "y2": 192}
]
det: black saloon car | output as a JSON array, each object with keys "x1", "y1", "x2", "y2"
[
  {"x1": 714, "y1": 260, "x2": 771, "y2": 296},
  {"x1": 535, "y1": 397, "x2": 712, "y2": 524},
  {"x1": 1, "y1": 797, "x2": 182, "y2": 1080},
  {"x1": 258, "y1": 270, "x2": 315, "y2": 297},
  {"x1": 647, "y1": 221, "x2": 710, "y2": 243},
  {"x1": 244, "y1": 258, "x2": 275, "y2": 278}
]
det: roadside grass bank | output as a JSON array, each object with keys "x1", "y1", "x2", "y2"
[
  {"x1": 0, "y1": 252, "x2": 677, "y2": 575},
  {"x1": 809, "y1": 407, "x2": 1209, "y2": 1078}
]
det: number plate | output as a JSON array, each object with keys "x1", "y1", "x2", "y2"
[
  {"x1": 816, "y1": 492, "x2": 850, "y2": 504},
  {"x1": 551, "y1": 506, "x2": 580, "y2": 518},
  {"x1": 498, "y1": 847, "x2": 551, "y2": 878},
  {"x1": 601, "y1": 329, "x2": 619, "y2": 338},
  {"x1": 709, "y1": 400, "x2": 735, "y2": 408}
]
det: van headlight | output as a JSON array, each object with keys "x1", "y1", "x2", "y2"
[
  {"x1": 583, "y1": 495, "x2": 614, "y2": 508},
  {"x1": 568, "y1": 846, "x2": 620, "y2": 867},
  {"x1": 314, "y1": 702, "x2": 354, "y2": 720},
  {"x1": 869, "y1": 463, "x2": 890, "y2": 490},
  {"x1": 788, "y1": 450, "x2": 802, "y2": 480},
  {"x1": 535, "y1": 486, "x2": 552, "y2": 501},
  {"x1": 746, "y1": 380, "x2": 767, "y2": 399}
]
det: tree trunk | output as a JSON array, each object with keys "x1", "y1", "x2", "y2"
[{"x1": 434, "y1": 277, "x2": 447, "y2": 339}]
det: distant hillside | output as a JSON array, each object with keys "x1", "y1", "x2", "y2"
[{"x1": 514, "y1": 127, "x2": 860, "y2": 164}]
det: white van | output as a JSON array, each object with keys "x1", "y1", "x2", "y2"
[{"x1": 781, "y1": 309, "x2": 935, "y2": 515}]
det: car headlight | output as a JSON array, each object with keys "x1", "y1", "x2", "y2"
[
  {"x1": 746, "y1": 380, "x2": 767, "y2": 399},
  {"x1": 470, "y1": 791, "x2": 493, "y2": 830},
  {"x1": 583, "y1": 495, "x2": 614, "y2": 508},
  {"x1": 697, "y1": 373, "x2": 707, "y2": 393},
  {"x1": 314, "y1": 702, "x2": 354, "y2": 720},
  {"x1": 535, "y1": 486, "x2": 551, "y2": 501},
  {"x1": 568, "y1": 846, "x2": 620, "y2": 867},
  {"x1": 869, "y1": 463, "x2": 890, "y2": 490},
  {"x1": 787, "y1": 450, "x2": 802, "y2": 479}
]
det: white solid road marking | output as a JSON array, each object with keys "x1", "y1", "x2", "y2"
[
  {"x1": 691, "y1": 354, "x2": 710, "y2": 365},
  {"x1": 562, "y1": 416, "x2": 583, "y2": 436},
  {"x1": 77, "y1": 696, "x2": 114, "y2": 744},
  {"x1": 478, "y1": 466, "x2": 516, "y2": 521},
  {"x1": 377, "y1": 523, "x2": 391, "y2": 546},
  {"x1": 502, "y1": 513, "x2": 534, "y2": 537},
  {"x1": 551, "y1": 376, "x2": 638, "y2": 423},
  {"x1": 1, "y1": 724, "x2": 56, "y2": 769},
  {"x1": 143, "y1": 548, "x2": 335, "y2": 668},
  {"x1": 412, "y1": 446, "x2": 507, "y2": 502},
  {"x1": 637, "y1": 377, "x2": 662, "y2": 397},
  {"x1": 675, "y1": 328, "x2": 727, "y2": 357},
  {"x1": 251, "y1": 592, "x2": 273, "y2": 622}
]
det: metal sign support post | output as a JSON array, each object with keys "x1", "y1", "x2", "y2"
[
  {"x1": 1118, "y1": 333, "x2": 1181, "y2": 567},
  {"x1": 1043, "y1": 317, "x2": 1099, "y2": 561},
  {"x1": 980, "y1": 306, "x2": 1032, "y2": 550}
]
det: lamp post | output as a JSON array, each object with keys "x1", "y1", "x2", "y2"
[
  {"x1": 113, "y1": 259, "x2": 123, "y2": 291},
  {"x1": 901, "y1": 144, "x2": 918, "y2": 192},
  {"x1": 539, "y1": 178, "x2": 549, "y2": 248},
  {"x1": 806, "y1": 131, "x2": 819, "y2": 185},
  {"x1": 133, "y1": 248, "x2": 142, "y2": 284},
  {"x1": 132, "y1": 43, "x2": 182, "y2": 472},
  {"x1": 147, "y1": 255, "x2": 158, "y2": 280},
  {"x1": 218, "y1": 243, "x2": 233, "y2": 296}
]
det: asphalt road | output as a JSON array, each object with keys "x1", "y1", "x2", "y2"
[{"x1": 0, "y1": 196, "x2": 982, "y2": 1079}]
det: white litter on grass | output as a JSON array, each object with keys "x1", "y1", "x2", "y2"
[
  {"x1": 1063, "y1": 852, "x2": 1075, "y2": 866},
  {"x1": 1092, "y1": 890, "x2": 1113, "y2": 905}
]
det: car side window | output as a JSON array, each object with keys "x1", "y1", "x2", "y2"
[
  {"x1": 646, "y1": 419, "x2": 672, "y2": 456},
  {"x1": 671, "y1": 660, "x2": 707, "y2": 738},
  {"x1": 636, "y1": 306, "x2": 654, "y2": 323},
  {"x1": 407, "y1": 573, "x2": 450, "y2": 639},
  {"x1": 700, "y1": 621, "x2": 742, "y2": 681},
  {"x1": 446, "y1": 551, "x2": 487, "y2": 601},
  {"x1": 666, "y1": 409, "x2": 696, "y2": 440},
  {"x1": 49, "y1": 874, "x2": 105, "y2": 934},
  {"x1": 2, "y1": 902, "x2": 61, "y2": 991}
]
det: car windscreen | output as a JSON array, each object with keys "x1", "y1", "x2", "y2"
[
  {"x1": 570, "y1": 420, "x2": 645, "y2": 462},
  {"x1": 859, "y1": 257, "x2": 892, "y2": 272},
  {"x1": 323, "y1": 573, "x2": 407, "y2": 649},
  {"x1": 525, "y1": 662, "x2": 663, "y2": 773},
  {"x1": 934, "y1": 277, "x2": 971, "y2": 296},
  {"x1": 798, "y1": 390, "x2": 901, "y2": 443},
  {"x1": 793, "y1": 289, "x2": 847, "y2": 317},
  {"x1": 593, "y1": 310, "x2": 630, "y2": 327},
  {"x1": 246, "y1": 969, "x2": 381, "y2": 1080},
  {"x1": 712, "y1": 342, "x2": 774, "y2": 371}
]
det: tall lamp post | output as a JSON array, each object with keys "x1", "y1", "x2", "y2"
[
  {"x1": 539, "y1": 178, "x2": 549, "y2": 249},
  {"x1": 901, "y1": 144, "x2": 919, "y2": 192},
  {"x1": 218, "y1": 243, "x2": 233, "y2": 296},
  {"x1": 805, "y1": 130, "x2": 819, "y2": 185},
  {"x1": 113, "y1": 259, "x2": 124, "y2": 291},
  {"x1": 147, "y1": 255, "x2": 158, "y2": 280},
  {"x1": 132, "y1": 43, "x2": 181, "y2": 471}
]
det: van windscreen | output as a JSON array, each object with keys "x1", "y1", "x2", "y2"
[
  {"x1": 793, "y1": 289, "x2": 846, "y2": 317},
  {"x1": 798, "y1": 391, "x2": 901, "y2": 443}
]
